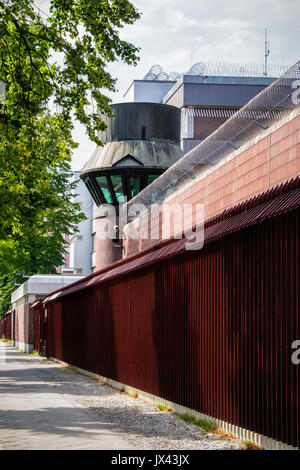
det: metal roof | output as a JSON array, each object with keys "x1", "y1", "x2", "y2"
[
  {"x1": 205, "y1": 186, "x2": 300, "y2": 242},
  {"x1": 80, "y1": 140, "x2": 183, "y2": 176}
]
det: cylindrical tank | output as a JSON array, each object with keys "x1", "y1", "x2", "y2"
[
  {"x1": 99, "y1": 102, "x2": 181, "y2": 145},
  {"x1": 80, "y1": 102, "x2": 182, "y2": 190}
]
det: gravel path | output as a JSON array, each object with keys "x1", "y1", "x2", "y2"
[{"x1": 0, "y1": 341, "x2": 243, "y2": 450}]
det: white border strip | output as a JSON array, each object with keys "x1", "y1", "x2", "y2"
[{"x1": 14, "y1": 340, "x2": 33, "y2": 354}]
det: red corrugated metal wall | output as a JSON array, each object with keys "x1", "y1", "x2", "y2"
[
  {"x1": 33, "y1": 301, "x2": 47, "y2": 355},
  {"x1": 33, "y1": 304, "x2": 40, "y2": 352},
  {"x1": 46, "y1": 207, "x2": 300, "y2": 448},
  {"x1": 1, "y1": 312, "x2": 12, "y2": 341}
]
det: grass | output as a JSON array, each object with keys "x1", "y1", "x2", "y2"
[
  {"x1": 0, "y1": 337, "x2": 12, "y2": 345},
  {"x1": 156, "y1": 404, "x2": 172, "y2": 412},
  {"x1": 28, "y1": 350, "x2": 39, "y2": 356},
  {"x1": 243, "y1": 440, "x2": 262, "y2": 450},
  {"x1": 179, "y1": 414, "x2": 217, "y2": 432}
]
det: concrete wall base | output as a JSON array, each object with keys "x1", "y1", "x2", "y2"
[
  {"x1": 49, "y1": 357, "x2": 298, "y2": 451},
  {"x1": 14, "y1": 340, "x2": 33, "y2": 354}
]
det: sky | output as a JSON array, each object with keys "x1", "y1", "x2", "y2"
[{"x1": 38, "y1": 0, "x2": 300, "y2": 171}]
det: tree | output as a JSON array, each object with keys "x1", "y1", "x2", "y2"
[
  {"x1": 0, "y1": 0, "x2": 140, "y2": 142},
  {"x1": 0, "y1": 0, "x2": 140, "y2": 315}
]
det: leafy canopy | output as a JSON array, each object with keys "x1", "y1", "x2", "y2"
[
  {"x1": 0, "y1": 0, "x2": 140, "y2": 141},
  {"x1": 0, "y1": 0, "x2": 140, "y2": 314}
]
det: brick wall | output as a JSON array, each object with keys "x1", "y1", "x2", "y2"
[{"x1": 124, "y1": 112, "x2": 300, "y2": 257}]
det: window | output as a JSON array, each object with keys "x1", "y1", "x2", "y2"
[
  {"x1": 129, "y1": 176, "x2": 141, "y2": 199},
  {"x1": 147, "y1": 174, "x2": 159, "y2": 185},
  {"x1": 110, "y1": 174, "x2": 124, "y2": 202},
  {"x1": 84, "y1": 177, "x2": 101, "y2": 206},
  {"x1": 95, "y1": 176, "x2": 113, "y2": 203}
]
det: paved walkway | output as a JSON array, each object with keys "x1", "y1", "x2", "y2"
[{"x1": 0, "y1": 342, "x2": 134, "y2": 450}]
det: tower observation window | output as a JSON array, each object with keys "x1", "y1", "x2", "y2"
[
  {"x1": 110, "y1": 174, "x2": 125, "y2": 202},
  {"x1": 96, "y1": 176, "x2": 113, "y2": 204},
  {"x1": 129, "y1": 176, "x2": 141, "y2": 199}
]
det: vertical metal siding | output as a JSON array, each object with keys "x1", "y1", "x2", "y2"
[
  {"x1": 1, "y1": 312, "x2": 12, "y2": 341},
  {"x1": 33, "y1": 301, "x2": 47, "y2": 355},
  {"x1": 46, "y1": 207, "x2": 300, "y2": 448}
]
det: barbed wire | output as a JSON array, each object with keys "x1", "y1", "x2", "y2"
[
  {"x1": 130, "y1": 60, "x2": 300, "y2": 210},
  {"x1": 143, "y1": 61, "x2": 291, "y2": 81}
]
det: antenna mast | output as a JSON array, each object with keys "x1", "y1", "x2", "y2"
[{"x1": 264, "y1": 28, "x2": 270, "y2": 76}]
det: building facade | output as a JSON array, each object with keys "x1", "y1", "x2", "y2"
[
  {"x1": 9, "y1": 274, "x2": 83, "y2": 352},
  {"x1": 124, "y1": 64, "x2": 276, "y2": 154},
  {"x1": 57, "y1": 171, "x2": 93, "y2": 276}
]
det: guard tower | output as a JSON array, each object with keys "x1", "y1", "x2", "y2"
[{"x1": 80, "y1": 102, "x2": 182, "y2": 270}]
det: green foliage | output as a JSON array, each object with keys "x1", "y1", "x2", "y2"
[
  {"x1": 156, "y1": 404, "x2": 172, "y2": 412},
  {"x1": 0, "y1": 0, "x2": 140, "y2": 315},
  {"x1": 243, "y1": 440, "x2": 262, "y2": 450},
  {"x1": 28, "y1": 350, "x2": 40, "y2": 356},
  {"x1": 0, "y1": 113, "x2": 87, "y2": 316},
  {"x1": 0, "y1": 0, "x2": 140, "y2": 143},
  {"x1": 0, "y1": 336, "x2": 12, "y2": 344},
  {"x1": 0, "y1": 275, "x2": 17, "y2": 316},
  {"x1": 179, "y1": 414, "x2": 217, "y2": 432}
]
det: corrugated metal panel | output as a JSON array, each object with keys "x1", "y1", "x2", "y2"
[
  {"x1": 1, "y1": 311, "x2": 12, "y2": 341},
  {"x1": 183, "y1": 107, "x2": 238, "y2": 118},
  {"x1": 46, "y1": 206, "x2": 300, "y2": 448},
  {"x1": 205, "y1": 187, "x2": 300, "y2": 242},
  {"x1": 32, "y1": 299, "x2": 46, "y2": 354}
]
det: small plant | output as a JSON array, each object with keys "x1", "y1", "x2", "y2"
[
  {"x1": 179, "y1": 414, "x2": 217, "y2": 432},
  {"x1": 157, "y1": 404, "x2": 172, "y2": 412},
  {"x1": 243, "y1": 440, "x2": 262, "y2": 450},
  {"x1": 129, "y1": 392, "x2": 138, "y2": 398},
  {"x1": 197, "y1": 418, "x2": 218, "y2": 432},
  {"x1": 215, "y1": 428, "x2": 235, "y2": 439},
  {"x1": 28, "y1": 350, "x2": 39, "y2": 356},
  {"x1": 1, "y1": 338, "x2": 12, "y2": 345}
]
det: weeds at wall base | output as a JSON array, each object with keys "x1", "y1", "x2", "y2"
[
  {"x1": 243, "y1": 440, "x2": 263, "y2": 450},
  {"x1": 157, "y1": 404, "x2": 172, "y2": 412},
  {"x1": 179, "y1": 413, "x2": 218, "y2": 432},
  {"x1": 28, "y1": 350, "x2": 40, "y2": 356},
  {"x1": 0, "y1": 336, "x2": 11, "y2": 345}
]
